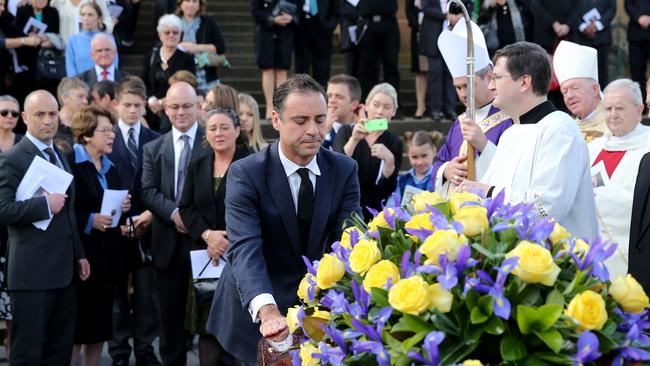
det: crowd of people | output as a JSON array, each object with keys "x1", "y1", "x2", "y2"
[{"x1": 0, "y1": 0, "x2": 649, "y2": 366}]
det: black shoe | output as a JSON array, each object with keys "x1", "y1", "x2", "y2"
[
  {"x1": 445, "y1": 111, "x2": 458, "y2": 121},
  {"x1": 431, "y1": 111, "x2": 445, "y2": 120}
]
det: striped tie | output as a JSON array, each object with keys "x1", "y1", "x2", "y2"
[
  {"x1": 127, "y1": 128, "x2": 138, "y2": 171},
  {"x1": 176, "y1": 134, "x2": 191, "y2": 203}
]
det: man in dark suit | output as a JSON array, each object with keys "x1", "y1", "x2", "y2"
[
  {"x1": 625, "y1": 0, "x2": 650, "y2": 103},
  {"x1": 78, "y1": 33, "x2": 129, "y2": 89},
  {"x1": 294, "y1": 0, "x2": 340, "y2": 87},
  {"x1": 208, "y1": 74, "x2": 362, "y2": 365},
  {"x1": 108, "y1": 77, "x2": 161, "y2": 366},
  {"x1": 629, "y1": 151, "x2": 650, "y2": 291},
  {"x1": 141, "y1": 82, "x2": 211, "y2": 366},
  {"x1": 339, "y1": 0, "x2": 359, "y2": 76},
  {"x1": 0, "y1": 90, "x2": 91, "y2": 365}
]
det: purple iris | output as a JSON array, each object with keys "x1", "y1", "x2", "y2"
[
  {"x1": 612, "y1": 308, "x2": 650, "y2": 364},
  {"x1": 349, "y1": 281, "x2": 370, "y2": 318},
  {"x1": 350, "y1": 340, "x2": 391, "y2": 366},
  {"x1": 571, "y1": 331, "x2": 601, "y2": 365},
  {"x1": 315, "y1": 342, "x2": 347, "y2": 366},
  {"x1": 302, "y1": 256, "x2": 317, "y2": 276},
  {"x1": 437, "y1": 254, "x2": 459, "y2": 290},
  {"x1": 406, "y1": 331, "x2": 445, "y2": 365},
  {"x1": 570, "y1": 237, "x2": 616, "y2": 282},
  {"x1": 321, "y1": 289, "x2": 350, "y2": 315},
  {"x1": 484, "y1": 189, "x2": 505, "y2": 219},
  {"x1": 321, "y1": 323, "x2": 348, "y2": 354},
  {"x1": 463, "y1": 257, "x2": 518, "y2": 320}
]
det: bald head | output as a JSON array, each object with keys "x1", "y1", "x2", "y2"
[
  {"x1": 164, "y1": 82, "x2": 198, "y2": 132},
  {"x1": 23, "y1": 90, "x2": 59, "y2": 144},
  {"x1": 90, "y1": 33, "x2": 116, "y2": 69}
]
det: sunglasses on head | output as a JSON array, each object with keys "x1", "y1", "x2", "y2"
[{"x1": 0, "y1": 110, "x2": 19, "y2": 118}]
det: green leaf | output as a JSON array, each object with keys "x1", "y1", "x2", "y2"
[
  {"x1": 533, "y1": 352, "x2": 573, "y2": 365},
  {"x1": 536, "y1": 304, "x2": 563, "y2": 331},
  {"x1": 484, "y1": 316, "x2": 506, "y2": 335},
  {"x1": 521, "y1": 355, "x2": 552, "y2": 366},
  {"x1": 385, "y1": 333, "x2": 402, "y2": 351},
  {"x1": 471, "y1": 243, "x2": 496, "y2": 259},
  {"x1": 470, "y1": 307, "x2": 489, "y2": 324},
  {"x1": 392, "y1": 314, "x2": 435, "y2": 334},
  {"x1": 465, "y1": 288, "x2": 479, "y2": 310},
  {"x1": 370, "y1": 288, "x2": 390, "y2": 307},
  {"x1": 500, "y1": 335, "x2": 528, "y2": 361},
  {"x1": 440, "y1": 341, "x2": 479, "y2": 365},
  {"x1": 430, "y1": 312, "x2": 460, "y2": 337},
  {"x1": 479, "y1": 295, "x2": 494, "y2": 316},
  {"x1": 517, "y1": 305, "x2": 539, "y2": 335},
  {"x1": 546, "y1": 289, "x2": 565, "y2": 306},
  {"x1": 401, "y1": 332, "x2": 427, "y2": 353},
  {"x1": 533, "y1": 329, "x2": 563, "y2": 353}
]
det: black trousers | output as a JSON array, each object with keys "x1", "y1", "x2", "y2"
[
  {"x1": 294, "y1": 16, "x2": 334, "y2": 87},
  {"x1": 629, "y1": 39, "x2": 650, "y2": 101},
  {"x1": 356, "y1": 15, "x2": 401, "y2": 101},
  {"x1": 426, "y1": 54, "x2": 456, "y2": 116},
  {"x1": 595, "y1": 44, "x2": 610, "y2": 91},
  {"x1": 10, "y1": 284, "x2": 76, "y2": 366},
  {"x1": 152, "y1": 0, "x2": 175, "y2": 28},
  {"x1": 114, "y1": 0, "x2": 140, "y2": 43},
  {"x1": 153, "y1": 241, "x2": 190, "y2": 366},
  {"x1": 108, "y1": 265, "x2": 159, "y2": 362}
]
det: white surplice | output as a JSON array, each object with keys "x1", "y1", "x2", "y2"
[
  {"x1": 476, "y1": 111, "x2": 599, "y2": 240},
  {"x1": 588, "y1": 123, "x2": 650, "y2": 279}
]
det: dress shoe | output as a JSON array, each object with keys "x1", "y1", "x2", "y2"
[
  {"x1": 445, "y1": 111, "x2": 458, "y2": 121},
  {"x1": 431, "y1": 111, "x2": 445, "y2": 120}
]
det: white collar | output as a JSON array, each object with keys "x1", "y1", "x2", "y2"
[
  {"x1": 118, "y1": 119, "x2": 141, "y2": 134},
  {"x1": 172, "y1": 121, "x2": 199, "y2": 143},
  {"x1": 475, "y1": 102, "x2": 492, "y2": 122},
  {"x1": 95, "y1": 64, "x2": 115, "y2": 77},
  {"x1": 603, "y1": 123, "x2": 649, "y2": 152},
  {"x1": 577, "y1": 106, "x2": 598, "y2": 122},
  {"x1": 277, "y1": 143, "x2": 321, "y2": 178}
]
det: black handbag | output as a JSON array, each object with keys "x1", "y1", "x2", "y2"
[
  {"x1": 35, "y1": 48, "x2": 66, "y2": 82},
  {"x1": 272, "y1": 0, "x2": 298, "y2": 21}
]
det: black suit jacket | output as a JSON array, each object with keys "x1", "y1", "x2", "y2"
[
  {"x1": 15, "y1": 5, "x2": 60, "y2": 73},
  {"x1": 531, "y1": 0, "x2": 576, "y2": 51},
  {"x1": 568, "y1": 0, "x2": 616, "y2": 47},
  {"x1": 194, "y1": 15, "x2": 226, "y2": 83},
  {"x1": 141, "y1": 48, "x2": 196, "y2": 99},
  {"x1": 0, "y1": 138, "x2": 84, "y2": 291},
  {"x1": 339, "y1": 0, "x2": 358, "y2": 51},
  {"x1": 78, "y1": 67, "x2": 130, "y2": 89},
  {"x1": 298, "y1": 0, "x2": 340, "y2": 30},
  {"x1": 178, "y1": 147, "x2": 250, "y2": 246},
  {"x1": 419, "y1": 0, "x2": 446, "y2": 56},
  {"x1": 629, "y1": 152, "x2": 650, "y2": 291},
  {"x1": 140, "y1": 125, "x2": 211, "y2": 270},
  {"x1": 625, "y1": 0, "x2": 650, "y2": 42}
]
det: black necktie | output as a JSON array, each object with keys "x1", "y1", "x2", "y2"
[
  {"x1": 127, "y1": 127, "x2": 138, "y2": 171},
  {"x1": 296, "y1": 168, "x2": 315, "y2": 255},
  {"x1": 43, "y1": 147, "x2": 58, "y2": 167}
]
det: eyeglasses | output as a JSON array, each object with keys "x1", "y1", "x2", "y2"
[
  {"x1": 163, "y1": 30, "x2": 180, "y2": 36},
  {"x1": 95, "y1": 127, "x2": 117, "y2": 136},
  {"x1": 0, "y1": 110, "x2": 19, "y2": 118}
]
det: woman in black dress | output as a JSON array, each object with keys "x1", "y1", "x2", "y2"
[
  {"x1": 251, "y1": 0, "x2": 298, "y2": 119},
  {"x1": 333, "y1": 83, "x2": 404, "y2": 221},
  {"x1": 69, "y1": 105, "x2": 130, "y2": 366},
  {"x1": 179, "y1": 108, "x2": 249, "y2": 365}
]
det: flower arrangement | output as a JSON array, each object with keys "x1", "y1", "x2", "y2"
[{"x1": 287, "y1": 191, "x2": 650, "y2": 365}]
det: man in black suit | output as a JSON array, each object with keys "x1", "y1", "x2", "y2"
[
  {"x1": 0, "y1": 90, "x2": 91, "y2": 365},
  {"x1": 294, "y1": 0, "x2": 340, "y2": 87},
  {"x1": 108, "y1": 77, "x2": 161, "y2": 366},
  {"x1": 625, "y1": 0, "x2": 650, "y2": 102},
  {"x1": 339, "y1": 0, "x2": 358, "y2": 76},
  {"x1": 78, "y1": 33, "x2": 129, "y2": 89},
  {"x1": 208, "y1": 74, "x2": 362, "y2": 365},
  {"x1": 629, "y1": 151, "x2": 650, "y2": 291},
  {"x1": 141, "y1": 82, "x2": 211, "y2": 366}
]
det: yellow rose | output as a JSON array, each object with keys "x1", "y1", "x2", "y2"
[
  {"x1": 412, "y1": 191, "x2": 445, "y2": 212},
  {"x1": 454, "y1": 205, "x2": 489, "y2": 237},
  {"x1": 339, "y1": 227, "x2": 361, "y2": 250},
  {"x1": 429, "y1": 283, "x2": 453, "y2": 313},
  {"x1": 299, "y1": 342, "x2": 320, "y2": 366},
  {"x1": 316, "y1": 253, "x2": 345, "y2": 289},
  {"x1": 405, "y1": 213, "x2": 434, "y2": 232},
  {"x1": 388, "y1": 276, "x2": 431, "y2": 315},
  {"x1": 565, "y1": 290, "x2": 608, "y2": 331},
  {"x1": 363, "y1": 260, "x2": 401, "y2": 292},
  {"x1": 286, "y1": 306, "x2": 301, "y2": 333},
  {"x1": 349, "y1": 239, "x2": 382, "y2": 274},
  {"x1": 449, "y1": 192, "x2": 482, "y2": 214},
  {"x1": 368, "y1": 208, "x2": 393, "y2": 232},
  {"x1": 419, "y1": 229, "x2": 466, "y2": 265},
  {"x1": 610, "y1": 275, "x2": 650, "y2": 314},
  {"x1": 297, "y1": 273, "x2": 319, "y2": 303},
  {"x1": 462, "y1": 360, "x2": 484, "y2": 366},
  {"x1": 506, "y1": 241, "x2": 560, "y2": 286},
  {"x1": 549, "y1": 222, "x2": 571, "y2": 244}
]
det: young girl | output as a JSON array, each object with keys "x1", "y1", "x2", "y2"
[{"x1": 391, "y1": 130, "x2": 444, "y2": 205}]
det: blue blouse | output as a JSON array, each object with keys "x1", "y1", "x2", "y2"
[{"x1": 73, "y1": 143, "x2": 114, "y2": 234}]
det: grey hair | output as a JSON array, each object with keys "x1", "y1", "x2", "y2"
[
  {"x1": 90, "y1": 32, "x2": 117, "y2": 49},
  {"x1": 0, "y1": 95, "x2": 20, "y2": 109},
  {"x1": 365, "y1": 83, "x2": 398, "y2": 109},
  {"x1": 157, "y1": 14, "x2": 182, "y2": 33},
  {"x1": 604, "y1": 79, "x2": 643, "y2": 106}
]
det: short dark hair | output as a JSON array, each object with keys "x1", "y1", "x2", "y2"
[
  {"x1": 273, "y1": 74, "x2": 326, "y2": 116},
  {"x1": 493, "y1": 42, "x2": 551, "y2": 96},
  {"x1": 328, "y1": 74, "x2": 362, "y2": 102},
  {"x1": 93, "y1": 80, "x2": 115, "y2": 100},
  {"x1": 116, "y1": 76, "x2": 147, "y2": 101}
]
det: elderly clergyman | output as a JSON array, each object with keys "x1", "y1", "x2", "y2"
[
  {"x1": 589, "y1": 79, "x2": 650, "y2": 279},
  {"x1": 554, "y1": 40, "x2": 608, "y2": 143}
]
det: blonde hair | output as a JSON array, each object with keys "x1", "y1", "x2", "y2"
[
  {"x1": 238, "y1": 93, "x2": 267, "y2": 152},
  {"x1": 366, "y1": 83, "x2": 398, "y2": 109}
]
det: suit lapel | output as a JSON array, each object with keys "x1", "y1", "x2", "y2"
[
  {"x1": 113, "y1": 130, "x2": 131, "y2": 168},
  {"x1": 307, "y1": 150, "x2": 333, "y2": 260},
  {"x1": 162, "y1": 133, "x2": 175, "y2": 199},
  {"x1": 191, "y1": 126, "x2": 207, "y2": 160},
  {"x1": 267, "y1": 143, "x2": 302, "y2": 262}
]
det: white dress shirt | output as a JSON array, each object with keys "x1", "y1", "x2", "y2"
[
  {"x1": 117, "y1": 120, "x2": 142, "y2": 148},
  {"x1": 248, "y1": 144, "x2": 321, "y2": 322},
  {"x1": 95, "y1": 64, "x2": 116, "y2": 82}
]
